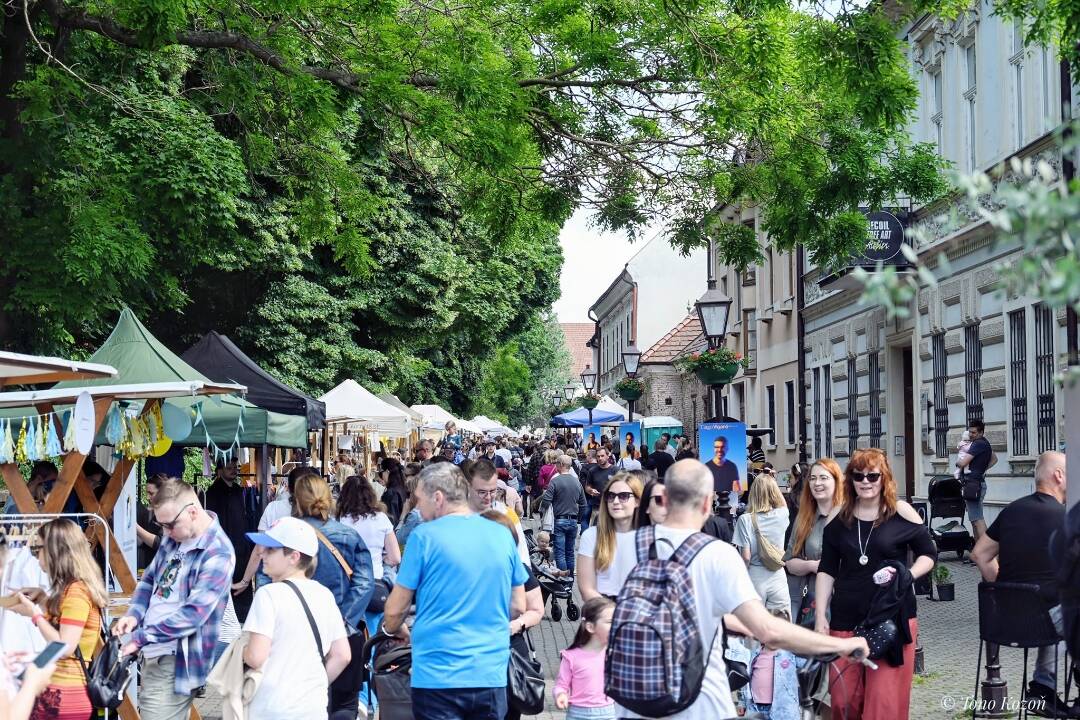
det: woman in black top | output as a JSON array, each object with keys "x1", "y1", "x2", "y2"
[{"x1": 816, "y1": 448, "x2": 936, "y2": 720}]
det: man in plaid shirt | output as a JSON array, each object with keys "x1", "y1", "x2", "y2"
[{"x1": 114, "y1": 478, "x2": 235, "y2": 720}]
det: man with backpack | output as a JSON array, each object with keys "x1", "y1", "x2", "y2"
[{"x1": 606, "y1": 460, "x2": 869, "y2": 720}]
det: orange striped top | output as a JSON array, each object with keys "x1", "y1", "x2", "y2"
[{"x1": 49, "y1": 581, "x2": 101, "y2": 687}]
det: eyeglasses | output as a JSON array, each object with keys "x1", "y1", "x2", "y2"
[
  {"x1": 605, "y1": 491, "x2": 634, "y2": 503},
  {"x1": 851, "y1": 472, "x2": 883, "y2": 484},
  {"x1": 473, "y1": 488, "x2": 499, "y2": 499},
  {"x1": 160, "y1": 502, "x2": 195, "y2": 530}
]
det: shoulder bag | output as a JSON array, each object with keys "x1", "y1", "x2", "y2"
[
  {"x1": 506, "y1": 630, "x2": 545, "y2": 715},
  {"x1": 283, "y1": 580, "x2": 325, "y2": 660},
  {"x1": 751, "y1": 512, "x2": 787, "y2": 571}
]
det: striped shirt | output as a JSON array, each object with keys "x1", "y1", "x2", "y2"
[
  {"x1": 51, "y1": 582, "x2": 101, "y2": 687},
  {"x1": 127, "y1": 513, "x2": 235, "y2": 695}
]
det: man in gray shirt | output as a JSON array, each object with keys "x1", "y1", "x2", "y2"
[{"x1": 539, "y1": 455, "x2": 587, "y2": 574}]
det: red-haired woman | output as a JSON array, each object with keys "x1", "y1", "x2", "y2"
[
  {"x1": 785, "y1": 458, "x2": 845, "y2": 620},
  {"x1": 815, "y1": 449, "x2": 936, "y2": 720}
]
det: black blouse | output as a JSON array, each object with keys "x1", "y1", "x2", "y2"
[{"x1": 819, "y1": 513, "x2": 937, "y2": 631}]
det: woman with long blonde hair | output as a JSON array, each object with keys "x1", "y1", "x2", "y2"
[
  {"x1": 577, "y1": 472, "x2": 642, "y2": 601},
  {"x1": 732, "y1": 473, "x2": 791, "y2": 617},
  {"x1": 785, "y1": 458, "x2": 844, "y2": 625},
  {"x1": 15, "y1": 519, "x2": 107, "y2": 720}
]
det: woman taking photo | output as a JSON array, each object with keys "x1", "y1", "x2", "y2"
[
  {"x1": 816, "y1": 448, "x2": 936, "y2": 720},
  {"x1": 292, "y1": 474, "x2": 375, "y2": 719},
  {"x1": 732, "y1": 473, "x2": 791, "y2": 618},
  {"x1": 16, "y1": 519, "x2": 107, "y2": 720},
  {"x1": 577, "y1": 472, "x2": 642, "y2": 601},
  {"x1": 785, "y1": 459, "x2": 844, "y2": 625}
]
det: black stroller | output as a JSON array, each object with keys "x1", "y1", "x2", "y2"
[
  {"x1": 362, "y1": 631, "x2": 412, "y2": 720},
  {"x1": 523, "y1": 528, "x2": 579, "y2": 622},
  {"x1": 927, "y1": 475, "x2": 975, "y2": 559}
]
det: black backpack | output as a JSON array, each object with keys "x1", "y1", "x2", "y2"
[{"x1": 76, "y1": 635, "x2": 137, "y2": 710}]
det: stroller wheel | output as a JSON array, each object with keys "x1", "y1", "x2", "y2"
[
  {"x1": 566, "y1": 602, "x2": 580, "y2": 621},
  {"x1": 551, "y1": 601, "x2": 562, "y2": 622}
]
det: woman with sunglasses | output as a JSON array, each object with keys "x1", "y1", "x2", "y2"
[
  {"x1": 577, "y1": 472, "x2": 642, "y2": 601},
  {"x1": 785, "y1": 459, "x2": 844, "y2": 625},
  {"x1": 15, "y1": 519, "x2": 107, "y2": 720},
  {"x1": 815, "y1": 449, "x2": 936, "y2": 720},
  {"x1": 635, "y1": 479, "x2": 668, "y2": 527}
]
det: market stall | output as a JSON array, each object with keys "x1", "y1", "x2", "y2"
[{"x1": 319, "y1": 380, "x2": 414, "y2": 472}]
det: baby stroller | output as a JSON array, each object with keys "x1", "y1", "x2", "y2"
[
  {"x1": 927, "y1": 475, "x2": 975, "y2": 560},
  {"x1": 363, "y1": 631, "x2": 412, "y2": 720},
  {"x1": 523, "y1": 528, "x2": 579, "y2": 622}
]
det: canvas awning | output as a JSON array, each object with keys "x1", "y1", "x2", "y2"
[
  {"x1": 411, "y1": 404, "x2": 457, "y2": 427},
  {"x1": 378, "y1": 393, "x2": 424, "y2": 424},
  {"x1": 550, "y1": 407, "x2": 625, "y2": 427},
  {"x1": 182, "y1": 331, "x2": 326, "y2": 430},
  {"x1": 0, "y1": 352, "x2": 117, "y2": 387},
  {"x1": 320, "y1": 380, "x2": 413, "y2": 438},
  {"x1": 0, "y1": 381, "x2": 240, "y2": 409}
]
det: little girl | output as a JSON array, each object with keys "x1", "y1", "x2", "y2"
[
  {"x1": 554, "y1": 597, "x2": 615, "y2": 720},
  {"x1": 954, "y1": 431, "x2": 973, "y2": 480}
]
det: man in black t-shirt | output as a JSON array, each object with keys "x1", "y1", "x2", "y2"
[
  {"x1": 582, "y1": 447, "x2": 616, "y2": 531},
  {"x1": 706, "y1": 437, "x2": 739, "y2": 497},
  {"x1": 957, "y1": 419, "x2": 997, "y2": 541},
  {"x1": 650, "y1": 440, "x2": 675, "y2": 480},
  {"x1": 972, "y1": 450, "x2": 1069, "y2": 712}
]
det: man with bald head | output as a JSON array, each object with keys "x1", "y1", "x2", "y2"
[
  {"x1": 619, "y1": 460, "x2": 869, "y2": 719},
  {"x1": 971, "y1": 451, "x2": 1070, "y2": 713}
]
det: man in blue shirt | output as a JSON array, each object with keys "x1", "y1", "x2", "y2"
[{"x1": 382, "y1": 462, "x2": 528, "y2": 720}]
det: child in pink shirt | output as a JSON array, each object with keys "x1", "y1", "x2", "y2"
[{"x1": 554, "y1": 597, "x2": 615, "y2": 720}]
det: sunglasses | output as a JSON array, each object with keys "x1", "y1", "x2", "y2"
[
  {"x1": 851, "y1": 472, "x2": 883, "y2": 484},
  {"x1": 160, "y1": 502, "x2": 195, "y2": 530},
  {"x1": 605, "y1": 491, "x2": 634, "y2": 503},
  {"x1": 28, "y1": 544, "x2": 43, "y2": 557},
  {"x1": 650, "y1": 494, "x2": 665, "y2": 506}
]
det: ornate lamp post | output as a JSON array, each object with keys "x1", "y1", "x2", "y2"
[
  {"x1": 695, "y1": 281, "x2": 733, "y2": 420},
  {"x1": 620, "y1": 344, "x2": 642, "y2": 422},
  {"x1": 580, "y1": 364, "x2": 598, "y2": 425}
]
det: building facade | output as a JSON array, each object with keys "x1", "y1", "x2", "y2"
[{"x1": 803, "y1": 6, "x2": 1074, "y2": 522}]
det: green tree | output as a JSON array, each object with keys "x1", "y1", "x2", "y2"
[{"x1": 475, "y1": 344, "x2": 534, "y2": 426}]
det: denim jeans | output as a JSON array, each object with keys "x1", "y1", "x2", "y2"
[
  {"x1": 553, "y1": 518, "x2": 579, "y2": 573},
  {"x1": 1033, "y1": 605, "x2": 1067, "y2": 689},
  {"x1": 580, "y1": 503, "x2": 597, "y2": 533},
  {"x1": 412, "y1": 687, "x2": 507, "y2": 720}
]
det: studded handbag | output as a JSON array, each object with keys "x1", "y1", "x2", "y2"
[{"x1": 853, "y1": 618, "x2": 898, "y2": 660}]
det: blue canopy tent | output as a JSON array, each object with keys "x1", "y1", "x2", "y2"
[{"x1": 550, "y1": 407, "x2": 625, "y2": 427}]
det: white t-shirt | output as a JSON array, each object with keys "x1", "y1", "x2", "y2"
[
  {"x1": 495, "y1": 448, "x2": 513, "y2": 466},
  {"x1": 578, "y1": 528, "x2": 638, "y2": 597},
  {"x1": 620, "y1": 526, "x2": 759, "y2": 720},
  {"x1": 258, "y1": 491, "x2": 292, "y2": 531},
  {"x1": 244, "y1": 579, "x2": 348, "y2": 720},
  {"x1": 340, "y1": 512, "x2": 394, "y2": 580}
]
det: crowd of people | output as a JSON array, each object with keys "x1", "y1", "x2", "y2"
[{"x1": 0, "y1": 418, "x2": 1074, "y2": 720}]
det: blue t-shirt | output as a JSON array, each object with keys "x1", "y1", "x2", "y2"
[{"x1": 396, "y1": 513, "x2": 529, "y2": 688}]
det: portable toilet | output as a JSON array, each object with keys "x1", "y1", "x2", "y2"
[{"x1": 639, "y1": 416, "x2": 685, "y2": 451}]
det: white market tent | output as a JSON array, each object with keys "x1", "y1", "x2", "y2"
[
  {"x1": 378, "y1": 393, "x2": 424, "y2": 425},
  {"x1": 411, "y1": 404, "x2": 457, "y2": 427},
  {"x1": 320, "y1": 380, "x2": 413, "y2": 438},
  {"x1": 0, "y1": 351, "x2": 117, "y2": 387},
  {"x1": 472, "y1": 415, "x2": 501, "y2": 431},
  {"x1": 0, "y1": 380, "x2": 242, "y2": 409},
  {"x1": 457, "y1": 418, "x2": 485, "y2": 435},
  {"x1": 596, "y1": 395, "x2": 629, "y2": 424}
]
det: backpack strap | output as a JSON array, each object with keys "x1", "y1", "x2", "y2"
[
  {"x1": 670, "y1": 532, "x2": 716, "y2": 568},
  {"x1": 284, "y1": 580, "x2": 325, "y2": 659},
  {"x1": 634, "y1": 525, "x2": 657, "y2": 564}
]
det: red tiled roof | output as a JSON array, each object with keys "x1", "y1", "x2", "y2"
[
  {"x1": 560, "y1": 323, "x2": 595, "y2": 377},
  {"x1": 641, "y1": 314, "x2": 706, "y2": 364}
]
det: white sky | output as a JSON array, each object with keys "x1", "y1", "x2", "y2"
[{"x1": 553, "y1": 209, "x2": 665, "y2": 322}]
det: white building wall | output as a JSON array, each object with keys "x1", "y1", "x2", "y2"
[{"x1": 628, "y1": 240, "x2": 706, "y2": 352}]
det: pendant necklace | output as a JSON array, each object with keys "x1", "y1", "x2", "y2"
[{"x1": 857, "y1": 518, "x2": 874, "y2": 566}]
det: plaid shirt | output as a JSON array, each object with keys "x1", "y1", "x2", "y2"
[{"x1": 127, "y1": 513, "x2": 235, "y2": 695}]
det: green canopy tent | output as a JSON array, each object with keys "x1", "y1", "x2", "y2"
[{"x1": 55, "y1": 308, "x2": 308, "y2": 449}]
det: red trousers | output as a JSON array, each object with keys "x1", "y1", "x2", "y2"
[{"x1": 828, "y1": 618, "x2": 918, "y2": 720}]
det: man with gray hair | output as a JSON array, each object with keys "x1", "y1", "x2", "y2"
[
  {"x1": 382, "y1": 463, "x2": 528, "y2": 720},
  {"x1": 619, "y1": 460, "x2": 868, "y2": 720},
  {"x1": 971, "y1": 450, "x2": 1073, "y2": 715},
  {"x1": 539, "y1": 454, "x2": 587, "y2": 574}
]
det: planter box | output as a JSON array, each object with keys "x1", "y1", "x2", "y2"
[
  {"x1": 581, "y1": 397, "x2": 599, "y2": 410},
  {"x1": 695, "y1": 363, "x2": 741, "y2": 386}
]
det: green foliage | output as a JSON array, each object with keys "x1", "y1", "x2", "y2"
[
  {"x1": 933, "y1": 563, "x2": 951, "y2": 585},
  {"x1": 475, "y1": 344, "x2": 534, "y2": 425}
]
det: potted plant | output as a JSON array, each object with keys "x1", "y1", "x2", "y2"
[
  {"x1": 675, "y1": 347, "x2": 751, "y2": 386},
  {"x1": 933, "y1": 563, "x2": 954, "y2": 601},
  {"x1": 615, "y1": 377, "x2": 645, "y2": 402},
  {"x1": 580, "y1": 392, "x2": 600, "y2": 410}
]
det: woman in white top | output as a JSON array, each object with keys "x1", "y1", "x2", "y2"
[
  {"x1": 733, "y1": 473, "x2": 791, "y2": 618},
  {"x1": 243, "y1": 518, "x2": 351, "y2": 720},
  {"x1": 335, "y1": 475, "x2": 402, "y2": 581},
  {"x1": 577, "y1": 472, "x2": 643, "y2": 601}
]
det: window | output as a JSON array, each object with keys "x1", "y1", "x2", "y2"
[
  {"x1": 824, "y1": 364, "x2": 832, "y2": 455},
  {"x1": 1035, "y1": 303, "x2": 1056, "y2": 452},
  {"x1": 847, "y1": 358, "x2": 858, "y2": 455},
  {"x1": 930, "y1": 68, "x2": 943, "y2": 154},
  {"x1": 786, "y1": 379, "x2": 796, "y2": 445},
  {"x1": 869, "y1": 351, "x2": 882, "y2": 448},
  {"x1": 964, "y1": 42, "x2": 977, "y2": 171},
  {"x1": 932, "y1": 332, "x2": 948, "y2": 457},
  {"x1": 787, "y1": 253, "x2": 795, "y2": 300},
  {"x1": 766, "y1": 248, "x2": 775, "y2": 305},
  {"x1": 744, "y1": 310, "x2": 757, "y2": 368},
  {"x1": 1009, "y1": 308, "x2": 1029, "y2": 456},
  {"x1": 812, "y1": 368, "x2": 822, "y2": 459},
  {"x1": 965, "y1": 323, "x2": 984, "y2": 424},
  {"x1": 1012, "y1": 23, "x2": 1025, "y2": 146},
  {"x1": 767, "y1": 385, "x2": 776, "y2": 446},
  {"x1": 733, "y1": 383, "x2": 746, "y2": 422}
]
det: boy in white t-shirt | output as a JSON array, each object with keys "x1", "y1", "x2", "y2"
[{"x1": 243, "y1": 518, "x2": 352, "y2": 720}]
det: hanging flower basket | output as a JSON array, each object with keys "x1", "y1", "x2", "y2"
[
  {"x1": 615, "y1": 377, "x2": 645, "y2": 402},
  {"x1": 580, "y1": 394, "x2": 600, "y2": 410},
  {"x1": 675, "y1": 347, "x2": 750, "y2": 387},
  {"x1": 695, "y1": 362, "x2": 741, "y2": 386}
]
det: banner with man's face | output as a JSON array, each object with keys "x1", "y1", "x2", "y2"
[
  {"x1": 619, "y1": 422, "x2": 641, "y2": 458},
  {"x1": 698, "y1": 422, "x2": 748, "y2": 498}
]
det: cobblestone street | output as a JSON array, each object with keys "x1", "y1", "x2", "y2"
[{"x1": 195, "y1": 548, "x2": 1066, "y2": 720}]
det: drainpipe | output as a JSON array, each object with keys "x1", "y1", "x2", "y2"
[{"x1": 797, "y1": 245, "x2": 808, "y2": 465}]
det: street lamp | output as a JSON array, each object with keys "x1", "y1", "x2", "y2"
[
  {"x1": 563, "y1": 380, "x2": 576, "y2": 402},
  {"x1": 551, "y1": 393, "x2": 561, "y2": 408},
  {"x1": 621, "y1": 344, "x2": 642, "y2": 422},
  {"x1": 580, "y1": 364, "x2": 597, "y2": 392},
  {"x1": 695, "y1": 281, "x2": 734, "y2": 421}
]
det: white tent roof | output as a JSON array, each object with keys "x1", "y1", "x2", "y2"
[
  {"x1": 471, "y1": 415, "x2": 502, "y2": 431},
  {"x1": 0, "y1": 381, "x2": 243, "y2": 409},
  {"x1": 640, "y1": 415, "x2": 684, "y2": 428},
  {"x1": 0, "y1": 351, "x2": 118, "y2": 387},
  {"x1": 320, "y1": 380, "x2": 413, "y2": 437},
  {"x1": 410, "y1": 404, "x2": 457, "y2": 427},
  {"x1": 596, "y1": 395, "x2": 629, "y2": 422},
  {"x1": 457, "y1": 418, "x2": 485, "y2": 435}
]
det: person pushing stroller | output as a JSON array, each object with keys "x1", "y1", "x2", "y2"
[{"x1": 538, "y1": 455, "x2": 587, "y2": 577}]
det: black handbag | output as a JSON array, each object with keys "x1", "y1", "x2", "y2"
[
  {"x1": 796, "y1": 583, "x2": 818, "y2": 629},
  {"x1": 853, "y1": 618, "x2": 899, "y2": 660},
  {"x1": 507, "y1": 631, "x2": 545, "y2": 715},
  {"x1": 76, "y1": 636, "x2": 137, "y2": 710},
  {"x1": 721, "y1": 627, "x2": 750, "y2": 691},
  {"x1": 961, "y1": 475, "x2": 982, "y2": 501},
  {"x1": 367, "y1": 578, "x2": 392, "y2": 613}
]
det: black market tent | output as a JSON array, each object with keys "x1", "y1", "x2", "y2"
[
  {"x1": 182, "y1": 331, "x2": 326, "y2": 431},
  {"x1": 54, "y1": 309, "x2": 308, "y2": 448}
]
